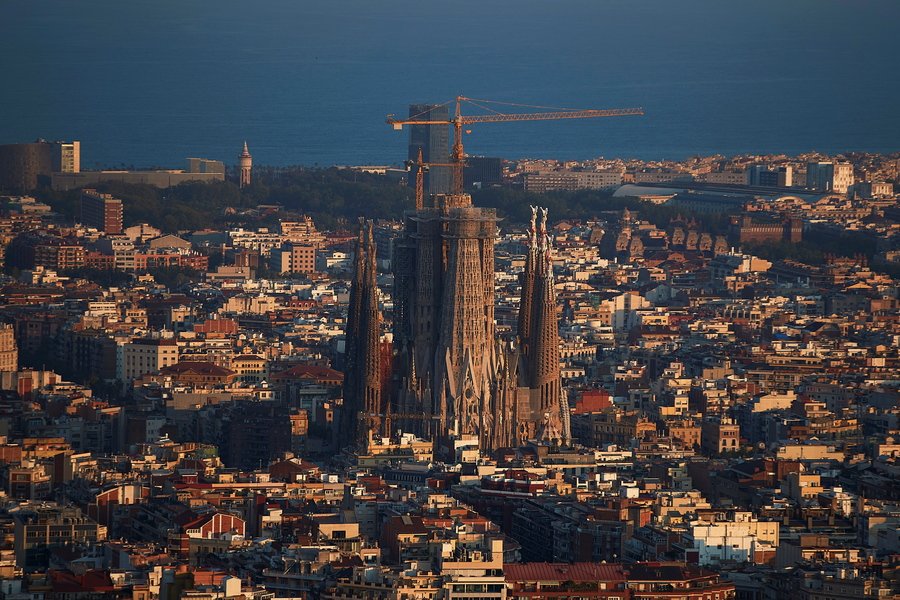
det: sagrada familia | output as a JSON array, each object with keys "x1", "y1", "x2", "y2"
[{"x1": 342, "y1": 192, "x2": 570, "y2": 451}]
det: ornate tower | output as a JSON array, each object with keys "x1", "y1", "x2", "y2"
[
  {"x1": 341, "y1": 220, "x2": 383, "y2": 447},
  {"x1": 517, "y1": 207, "x2": 538, "y2": 354},
  {"x1": 524, "y1": 209, "x2": 569, "y2": 444},
  {"x1": 239, "y1": 141, "x2": 252, "y2": 188},
  {"x1": 433, "y1": 196, "x2": 497, "y2": 445},
  {"x1": 392, "y1": 193, "x2": 497, "y2": 446},
  {"x1": 392, "y1": 196, "x2": 570, "y2": 451}
]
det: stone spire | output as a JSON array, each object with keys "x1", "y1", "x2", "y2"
[
  {"x1": 528, "y1": 208, "x2": 555, "y2": 390},
  {"x1": 341, "y1": 220, "x2": 383, "y2": 447},
  {"x1": 517, "y1": 206, "x2": 538, "y2": 356},
  {"x1": 435, "y1": 206, "x2": 496, "y2": 447},
  {"x1": 341, "y1": 223, "x2": 365, "y2": 446},
  {"x1": 360, "y1": 221, "x2": 382, "y2": 425},
  {"x1": 526, "y1": 208, "x2": 569, "y2": 445}
]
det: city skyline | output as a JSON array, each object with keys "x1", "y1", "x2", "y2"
[{"x1": 0, "y1": 0, "x2": 897, "y2": 597}]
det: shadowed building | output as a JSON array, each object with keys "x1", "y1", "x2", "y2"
[
  {"x1": 0, "y1": 140, "x2": 79, "y2": 192},
  {"x1": 464, "y1": 156, "x2": 503, "y2": 189},
  {"x1": 13, "y1": 505, "x2": 100, "y2": 569},
  {"x1": 407, "y1": 104, "x2": 451, "y2": 195},
  {"x1": 729, "y1": 215, "x2": 802, "y2": 245}
]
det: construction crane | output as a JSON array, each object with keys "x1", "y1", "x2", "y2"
[
  {"x1": 404, "y1": 148, "x2": 455, "y2": 210},
  {"x1": 387, "y1": 95, "x2": 644, "y2": 195}
]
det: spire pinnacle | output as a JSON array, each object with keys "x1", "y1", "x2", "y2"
[{"x1": 529, "y1": 205, "x2": 538, "y2": 249}]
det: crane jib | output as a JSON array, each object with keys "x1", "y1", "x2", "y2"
[{"x1": 387, "y1": 96, "x2": 644, "y2": 196}]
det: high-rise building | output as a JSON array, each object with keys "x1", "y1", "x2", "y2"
[
  {"x1": 832, "y1": 162, "x2": 854, "y2": 194},
  {"x1": 388, "y1": 193, "x2": 570, "y2": 451},
  {"x1": 464, "y1": 156, "x2": 503, "y2": 189},
  {"x1": 239, "y1": 141, "x2": 253, "y2": 188},
  {"x1": 807, "y1": 161, "x2": 853, "y2": 194},
  {"x1": 56, "y1": 141, "x2": 80, "y2": 174},
  {"x1": 407, "y1": 104, "x2": 451, "y2": 195},
  {"x1": 0, "y1": 140, "x2": 79, "y2": 192},
  {"x1": 80, "y1": 189, "x2": 124, "y2": 234}
]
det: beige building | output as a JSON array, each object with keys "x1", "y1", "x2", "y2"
[
  {"x1": 750, "y1": 391, "x2": 796, "y2": 412},
  {"x1": 524, "y1": 169, "x2": 623, "y2": 193},
  {"x1": 120, "y1": 338, "x2": 179, "y2": 383},
  {"x1": 776, "y1": 443, "x2": 844, "y2": 461},
  {"x1": 654, "y1": 490, "x2": 712, "y2": 524},
  {"x1": 632, "y1": 169, "x2": 693, "y2": 183},
  {"x1": 57, "y1": 141, "x2": 80, "y2": 173},
  {"x1": 280, "y1": 218, "x2": 325, "y2": 247},
  {"x1": 270, "y1": 243, "x2": 317, "y2": 275},
  {"x1": 832, "y1": 162, "x2": 854, "y2": 194},
  {"x1": 807, "y1": 161, "x2": 854, "y2": 194},
  {"x1": 782, "y1": 472, "x2": 823, "y2": 501},
  {"x1": 437, "y1": 537, "x2": 507, "y2": 600},
  {"x1": 231, "y1": 354, "x2": 267, "y2": 384},
  {"x1": 0, "y1": 324, "x2": 17, "y2": 372}
]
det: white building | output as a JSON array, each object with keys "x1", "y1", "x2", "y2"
[
  {"x1": 600, "y1": 291, "x2": 651, "y2": 332},
  {"x1": 682, "y1": 512, "x2": 779, "y2": 566}
]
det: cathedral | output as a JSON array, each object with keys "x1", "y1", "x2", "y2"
[{"x1": 342, "y1": 193, "x2": 570, "y2": 451}]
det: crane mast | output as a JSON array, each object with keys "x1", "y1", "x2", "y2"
[
  {"x1": 405, "y1": 148, "x2": 456, "y2": 210},
  {"x1": 388, "y1": 95, "x2": 643, "y2": 195}
]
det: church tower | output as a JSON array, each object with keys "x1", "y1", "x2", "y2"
[
  {"x1": 341, "y1": 219, "x2": 383, "y2": 447},
  {"x1": 523, "y1": 208, "x2": 569, "y2": 444},
  {"x1": 239, "y1": 141, "x2": 252, "y2": 188},
  {"x1": 517, "y1": 208, "x2": 538, "y2": 355},
  {"x1": 389, "y1": 196, "x2": 570, "y2": 452}
]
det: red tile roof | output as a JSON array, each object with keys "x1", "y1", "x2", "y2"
[
  {"x1": 504, "y1": 563, "x2": 627, "y2": 582},
  {"x1": 272, "y1": 364, "x2": 343, "y2": 382},
  {"x1": 49, "y1": 570, "x2": 118, "y2": 593}
]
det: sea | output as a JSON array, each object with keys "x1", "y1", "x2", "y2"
[{"x1": 2, "y1": 0, "x2": 899, "y2": 169}]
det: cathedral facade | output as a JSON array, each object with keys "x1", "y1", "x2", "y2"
[{"x1": 344, "y1": 193, "x2": 570, "y2": 451}]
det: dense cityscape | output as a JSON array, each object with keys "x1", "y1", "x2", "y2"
[{"x1": 0, "y1": 99, "x2": 899, "y2": 600}]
